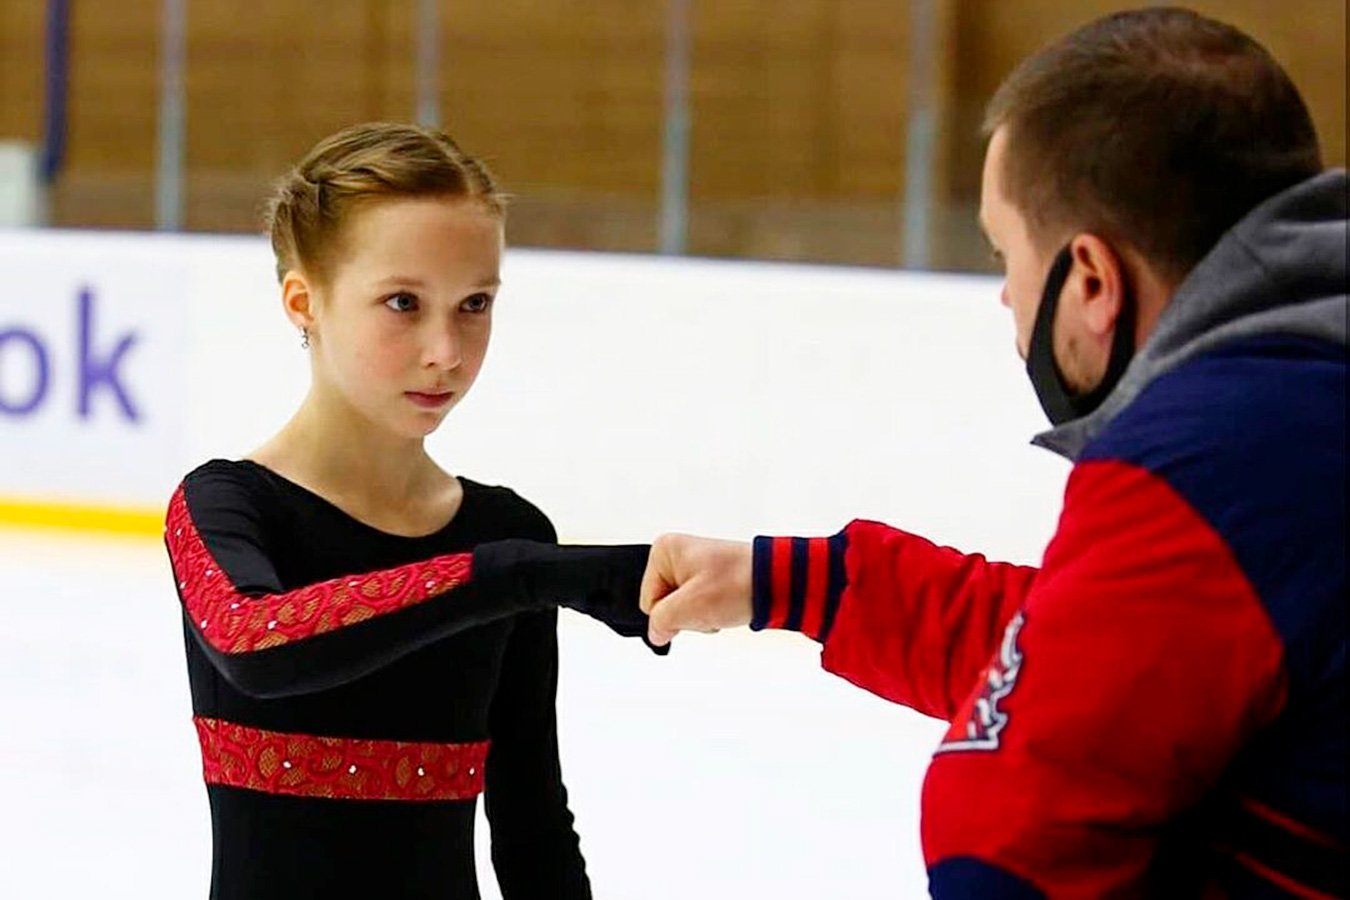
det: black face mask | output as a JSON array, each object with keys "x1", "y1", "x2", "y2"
[{"x1": 1025, "y1": 244, "x2": 1137, "y2": 426}]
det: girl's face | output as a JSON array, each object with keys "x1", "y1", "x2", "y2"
[{"x1": 295, "y1": 196, "x2": 503, "y2": 440}]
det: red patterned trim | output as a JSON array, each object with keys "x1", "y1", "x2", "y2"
[
  {"x1": 165, "y1": 485, "x2": 473, "y2": 653},
  {"x1": 194, "y1": 716, "x2": 489, "y2": 802}
]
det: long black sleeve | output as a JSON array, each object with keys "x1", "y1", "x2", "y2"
[
  {"x1": 485, "y1": 609, "x2": 591, "y2": 898},
  {"x1": 168, "y1": 463, "x2": 652, "y2": 699}
]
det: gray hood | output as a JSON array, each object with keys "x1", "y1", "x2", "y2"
[{"x1": 1034, "y1": 169, "x2": 1349, "y2": 460}]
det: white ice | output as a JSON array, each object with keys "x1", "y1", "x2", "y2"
[{"x1": 0, "y1": 528, "x2": 947, "y2": 899}]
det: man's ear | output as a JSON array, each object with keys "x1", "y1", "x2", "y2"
[
  {"x1": 1066, "y1": 233, "x2": 1127, "y2": 339},
  {"x1": 281, "y1": 270, "x2": 318, "y2": 334}
]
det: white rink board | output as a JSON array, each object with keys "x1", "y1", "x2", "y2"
[
  {"x1": 3, "y1": 230, "x2": 1067, "y2": 561},
  {"x1": 0, "y1": 231, "x2": 190, "y2": 506}
]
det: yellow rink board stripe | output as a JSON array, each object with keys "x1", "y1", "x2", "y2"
[{"x1": 0, "y1": 497, "x2": 163, "y2": 538}]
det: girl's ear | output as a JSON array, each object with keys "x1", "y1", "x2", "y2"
[{"x1": 281, "y1": 270, "x2": 318, "y2": 333}]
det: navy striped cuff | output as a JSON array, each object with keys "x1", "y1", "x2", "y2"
[{"x1": 750, "y1": 532, "x2": 847, "y2": 643}]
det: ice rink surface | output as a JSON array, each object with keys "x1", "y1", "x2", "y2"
[{"x1": 0, "y1": 528, "x2": 947, "y2": 899}]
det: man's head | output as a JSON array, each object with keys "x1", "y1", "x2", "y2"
[{"x1": 978, "y1": 8, "x2": 1323, "y2": 417}]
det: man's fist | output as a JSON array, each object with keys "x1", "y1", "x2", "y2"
[{"x1": 639, "y1": 534, "x2": 753, "y2": 646}]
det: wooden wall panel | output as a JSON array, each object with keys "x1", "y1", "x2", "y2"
[
  {"x1": 435, "y1": 1, "x2": 666, "y2": 251},
  {"x1": 182, "y1": 0, "x2": 417, "y2": 230},
  {"x1": 0, "y1": 1, "x2": 1342, "y2": 265},
  {"x1": 949, "y1": 0, "x2": 1348, "y2": 203},
  {"x1": 51, "y1": 2, "x2": 160, "y2": 227},
  {"x1": 439, "y1": 1, "x2": 665, "y2": 195},
  {"x1": 0, "y1": 0, "x2": 43, "y2": 143},
  {"x1": 1202, "y1": 0, "x2": 1347, "y2": 167},
  {"x1": 683, "y1": 0, "x2": 914, "y2": 263},
  {"x1": 689, "y1": 0, "x2": 908, "y2": 201},
  {"x1": 185, "y1": 0, "x2": 415, "y2": 170}
]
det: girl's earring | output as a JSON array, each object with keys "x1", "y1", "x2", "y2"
[{"x1": 300, "y1": 327, "x2": 310, "y2": 350}]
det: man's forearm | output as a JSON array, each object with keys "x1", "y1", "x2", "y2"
[{"x1": 753, "y1": 520, "x2": 1037, "y2": 721}]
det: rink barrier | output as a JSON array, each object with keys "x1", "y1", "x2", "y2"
[
  {"x1": 3, "y1": 231, "x2": 1066, "y2": 559},
  {"x1": 0, "y1": 496, "x2": 162, "y2": 537}
]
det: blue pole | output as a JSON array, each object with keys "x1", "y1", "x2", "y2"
[{"x1": 40, "y1": 0, "x2": 69, "y2": 185}]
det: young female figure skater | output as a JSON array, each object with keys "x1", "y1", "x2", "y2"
[{"x1": 164, "y1": 123, "x2": 653, "y2": 899}]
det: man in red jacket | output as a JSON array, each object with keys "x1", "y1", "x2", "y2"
[{"x1": 639, "y1": 8, "x2": 1346, "y2": 898}]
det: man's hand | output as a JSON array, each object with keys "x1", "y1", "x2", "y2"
[{"x1": 639, "y1": 534, "x2": 753, "y2": 646}]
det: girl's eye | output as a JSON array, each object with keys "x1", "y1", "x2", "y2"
[
  {"x1": 384, "y1": 292, "x2": 418, "y2": 313},
  {"x1": 461, "y1": 293, "x2": 494, "y2": 314}
]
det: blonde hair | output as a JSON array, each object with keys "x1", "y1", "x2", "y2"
[{"x1": 263, "y1": 122, "x2": 506, "y2": 284}]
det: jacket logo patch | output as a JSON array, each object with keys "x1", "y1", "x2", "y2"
[{"x1": 937, "y1": 610, "x2": 1025, "y2": 753}]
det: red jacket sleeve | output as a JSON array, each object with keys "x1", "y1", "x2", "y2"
[
  {"x1": 751, "y1": 522, "x2": 1038, "y2": 720},
  {"x1": 755, "y1": 460, "x2": 1289, "y2": 897}
]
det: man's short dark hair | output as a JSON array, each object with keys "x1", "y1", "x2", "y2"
[{"x1": 983, "y1": 7, "x2": 1323, "y2": 282}]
